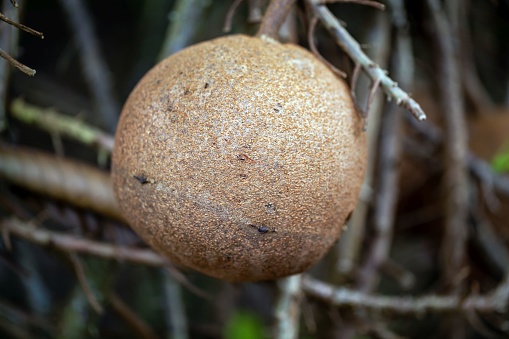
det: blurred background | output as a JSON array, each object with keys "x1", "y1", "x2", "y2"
[{"x1": 1, "y1": 0, "x2": 509, "y2": 338}]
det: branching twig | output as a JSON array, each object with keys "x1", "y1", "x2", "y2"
[
  {"x1": 2, "y1": 218, "x2": 166, "y2": 266},
  {"x1": 302, "y1": 274, "x2": 509, "y2": 314},
  {"x1": 274, "y1": 274, "x2": 303, "y2": 339},
  {"x1": 306, "y1": 0, "x2": 426, "y2": 121}
]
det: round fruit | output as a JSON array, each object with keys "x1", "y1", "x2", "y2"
[{"x1": 112, "y1": 34, "x2": 366, "y2": 282}]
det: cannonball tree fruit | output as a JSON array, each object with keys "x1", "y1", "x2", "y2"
[{"x1": 111, "y1": 34, "x2": 367, "y2": 282}]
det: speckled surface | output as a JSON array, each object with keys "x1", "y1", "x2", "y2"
[{"x1": 112, "y1": 34, "x2": 367, "y2": 282}]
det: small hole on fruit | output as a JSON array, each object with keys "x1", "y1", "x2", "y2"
[
  {"x1": 133, "y1": 174, "x2": 149, "y2": 184},
  {"x1": 265, "y1": 203, "x2": 276, "y2": 213}
]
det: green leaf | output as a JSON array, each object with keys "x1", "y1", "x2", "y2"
[
  {"x1": 491, "y1": 151, "x2": 509, "y2": 173},
  {"x1": 224, "y1": 310, "x2": 266, "y2": 339}
]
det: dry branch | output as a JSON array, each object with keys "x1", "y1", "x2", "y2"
[
  {"x1": 333, "y1": 11, "x2": 390, "y2": 279},
  {"x1": 274, "y1": 274, "x2": 303, "y2": 339},
  {"x1": 109, "y1": 292, "x2": 158, "y2": 339},
  {"x1": 306, "y1": 0, "x2": 426, "y2": 121},
  {"x1": 69, "y1": 253, "x2": 104, "y2": 314},
  {"x1": 2, "y1": 218, "x2": 166, "y2": 266},
  {"x1": 0, "y1": 0, "x2": 20, "y2": 131},
  {"x1": 159, "y1": 0, "x2": 210, "y2": 60},
  {"x1": 162, "y1": 269, "x2": 189, "y2": 339},
  {"x1": 0, "y1": 11, "x2": 43, "y2": 38},
  {"x1": 302, "y1": 275, "x2": 509, "y2": 314},
  {"x1": 0, "y1": 47, "x2": 35, "y2": 76},
  {"x1": 355, "y1": 0, "x2": 412, "y2": 292},
  {"x1": 426, "y1": 0, "x2": 469, "y2": 290},
  {"x1": 257, "y1": 0, "x2": 296, "y2": 39},
  {"x1": 0, "y1": 144, "x2": 122, "y2": 220}
]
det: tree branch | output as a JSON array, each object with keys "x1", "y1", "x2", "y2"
[{"x1": 306, "y1": 0, "x2": 426, "y2": 121}]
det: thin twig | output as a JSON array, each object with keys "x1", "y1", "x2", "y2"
[
  {"x1": 257, "y1": 0, "x2": 297, "y2": 39},
  {"x1": 248, "y1": 0, "x2": 264, "y2": 23},
  {"x1": 307, "y1": 16, "x2": 346, "y2": 78},
  {"x1": 333, "y1": 11, "x2": 390, "y2": 279},
  {"x1": 159, "y1": 0, "x2": 211, "y2": 60},
  {"x1": 274, "y1": 274, "x2": 303, "y2": 339},
  {"x1": 307, "y1": 0, "x2": 426, "y2": 121},
  {"x1": 0, "y1": 47, "x2": 34, "y2": 76},
  {"x1": 69, "y1": 253, "x2": 103, "y2": 314},
  {"x1": 2, "y1": 217, "x2": 210, "y2": 298},
  {"x1": 162, "y1": 269, "x2": 189, "y2": 339},
  {"x1": 9, "y1": 0, "x2": 18, "y2": 7},
  {"x1": 2, "y1": 218, "x2": 167, "y2": 266},
  {"x1": 0, "y1": 12, "x2": 43, "y2": 38},
  {"x1": 224, "y1": 0, "x2": 245, "y2": 32},
  {"x1": 0, "y1": 0, "x2": 21, "y2": 131},
  {"x1": 318, "y1": 0, "x2": 385, "y2": 11},
  {"x1": 109, "y1": 292, "x2": 158, "y2": 339},
  {"x1": 426, "y1": 0, "x2": 469, "y2": 290},
  {"x1": 58, "y1": 0, "x2": 119, "y2": 133},
  {"x1": 355, "y1": 0, "x2": 412, "y2": 292},
  {"x1": 302, "y1": 274, "x2": 509, "y2": 314}
]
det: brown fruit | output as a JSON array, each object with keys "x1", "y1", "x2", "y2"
[{"x1": 112, "y1": 34, "x2": 366, "y2": 282}]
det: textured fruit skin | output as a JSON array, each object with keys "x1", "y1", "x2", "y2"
[{"x1": 112, "y1": 34, "x2": 366, "y2": 282}]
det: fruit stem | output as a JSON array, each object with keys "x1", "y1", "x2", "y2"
[{"x1": 256, "y1": 0, "x2": 297, "y2": 40}]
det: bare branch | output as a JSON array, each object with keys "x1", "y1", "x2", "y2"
[
  {"x1": 426, "y1": 0, "x2": 469, "y2": 290},
  {"x1": 274, "y1": 274, "x2": 303, "y2": 339},
  {"x1": 302, "y1": 274, "x2": 509, "y2": 314},
  {"x1": 0, "y1": 12, "x2": 43, "y2": 38},
  {"x1": 257, "y1": 0, "x2": 296, "y2": 39},
  {"x1": 306, "y1": 0, "x2": 426, "y2": 121},
  {"x1": 2, "y1": 218, "x2": 167, "y2": 266},
  {"x1": 69, "y1": 253, "x2": 104, "y2": 314},
  {"x1": 0, "y1": 47, "x2": 35, "y2": 76},
  {"x1": 307, "y1": 16, "x2": 346, "y2": 78},
  {"x1": 355, "y1": 0, "x2": 413, "y2": 292},
  {"x1": 224, "y1": 0, "x2": 245, "y2": 32},
  {"x1": 0, "y1": 145, "x2": 123, "y2": 220},
  {"x1": 318, "y1": 0, "x2": 385, "y2": 11},
  {"x1": 109, "y1": 292, "x2": 158, "y2": 339},
  {"x1": 162, "y1": 269, "x2": 189, "y2": 339},
  {"x1": 158, "y1": 0, "x2": 210, "y2": 60}
]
